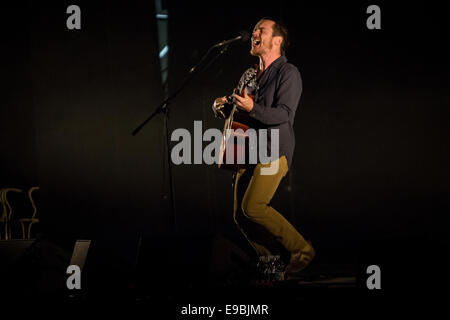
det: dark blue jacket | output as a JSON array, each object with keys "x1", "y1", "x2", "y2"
[{"x1": 246, "y1": 55, "x2": 302, "y2": 169}]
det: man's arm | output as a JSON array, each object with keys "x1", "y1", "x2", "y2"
[
  {"x1": 235, "y1": 66, "x2": 302, "y2": 126},
  {"x1": 214, "y1": 67, "x2": 257, "y2": 119}
]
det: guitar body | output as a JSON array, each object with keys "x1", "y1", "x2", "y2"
[{"x1": 218, "y1": 96, "x2": 254, "y2": 171}]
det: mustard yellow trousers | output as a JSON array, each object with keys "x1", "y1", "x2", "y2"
[{"x1": 233, "y1": 156, "x2": 310, "y2": 257}]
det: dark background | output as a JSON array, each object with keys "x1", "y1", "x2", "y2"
[{"x1": 1, "y1": 0, "x2": 449, "y2": 291}]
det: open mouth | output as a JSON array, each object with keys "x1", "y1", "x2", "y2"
[{"x1": 252, "y1": 39, "x2": 261, "y2": 47}]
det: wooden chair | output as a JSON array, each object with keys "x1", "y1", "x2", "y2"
[
  {"x1": 17, "y1": 186, "x2": 40, "y2": 239},
  {"x1": 0, "y1": 188, "x2": 23, "y2": 240}
]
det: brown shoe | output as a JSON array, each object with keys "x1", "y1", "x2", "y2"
[{"x1": 285, "y1": 242, "x2": 316, "y2": 274}]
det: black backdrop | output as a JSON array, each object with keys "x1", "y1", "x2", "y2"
[{"x1": 1, "y1": 1, "x2": 449, "y2": 272}]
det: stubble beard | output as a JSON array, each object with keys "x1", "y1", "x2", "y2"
[{"x1": 250, "y1": 45, "x2": 260, "y2": 56}]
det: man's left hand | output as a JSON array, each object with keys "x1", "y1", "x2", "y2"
[{"x1": 233, "y1": 89, "x2": 254, "y2": 112}]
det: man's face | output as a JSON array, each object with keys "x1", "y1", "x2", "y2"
[{"x1": 250, "y1": 19, "x2": 277, "y2": 56}]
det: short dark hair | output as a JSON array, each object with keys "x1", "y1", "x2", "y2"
[{"x1": 260, "y1": 17, "x2": 289, "y2": 55}]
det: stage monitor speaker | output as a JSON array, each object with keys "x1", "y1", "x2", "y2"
[
  {"x1": 0, "y1": 238, "x2": 91, "y2": 300},
  {"x1": 134, "y1": 233, "x2": 251, "y2": 292}
]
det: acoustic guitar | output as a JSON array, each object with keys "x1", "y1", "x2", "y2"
[{"x1": 217, "y1": 88, "x2": 255, "y2": 171}]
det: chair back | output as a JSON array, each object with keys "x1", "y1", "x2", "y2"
[
  {"x1": 1, "y1": 189, "x2": 5, "y2": 220},
  {"x1": 28, "y1": 186, "x2": 40, "y2": 219},
  {"x1": 2, "y1": 188, "x2": 23, "y2": 221}
]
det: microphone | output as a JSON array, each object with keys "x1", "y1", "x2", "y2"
[{"x1": 213, "y1": 30, "x2": 250, "y2": 48}]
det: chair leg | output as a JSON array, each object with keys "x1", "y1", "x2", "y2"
[
  {"x1": 20, "y1": 222, "x2": 26, "y2": 240},
  {"x1": 27, "y1": 222, "x2": 33, "y2": 240}
]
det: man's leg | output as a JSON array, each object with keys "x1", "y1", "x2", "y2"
[
  {"x1": 233, "y1": 167, "x2": 276, "y2": 257},
  {"x1": 240, "y1": 156, "x2": 314, "y2": 271}
]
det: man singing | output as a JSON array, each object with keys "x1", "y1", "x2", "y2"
[{"x1": 212, "y1": 18, "x2": 315, "y2": 275}]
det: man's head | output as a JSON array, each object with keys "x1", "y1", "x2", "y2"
[{"x1": 250, "y1": 18, "x2": 289, "y2": 57}]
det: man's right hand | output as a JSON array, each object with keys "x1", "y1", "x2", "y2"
[{"x1": 212, "y1": 96, "x2": 229, "y2": 118}]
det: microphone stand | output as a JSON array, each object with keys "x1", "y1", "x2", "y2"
[{"x1": 131, "y1": 43, "x2": 231, "y2": 233}]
